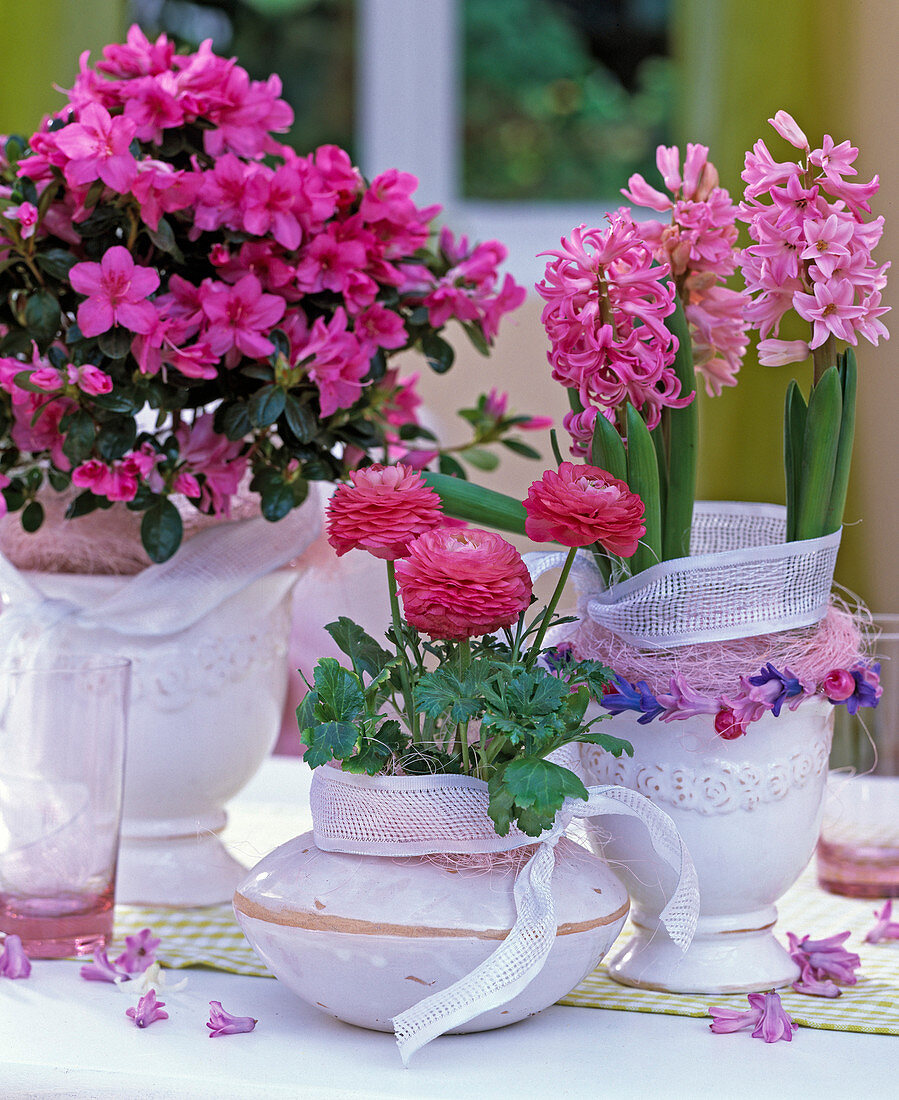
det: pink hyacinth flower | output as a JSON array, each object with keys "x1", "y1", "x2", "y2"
[
  {"x1": 126, "y1": 988, "x2": 168, "y2": 1028},
  {"x1": 207, "y1": 1000, "x2": 257, "y2": 1037},
  {"x1": 791, "y1": 961, "x2": 842, "y2": 998},
  {"x1": 80, "y1": 946, "x2": 131, "y2": 983},
  {"x1": 786, "y1": 930, "x2": 861, "y2": 985},
  {"x1": 0, "y1": 934, "x2": 32, "y2": 979},
  {"x1": 69, "y1": 246, "x2": 160, "y2": 337},
  {"x1": 865, "y1": 899, "x2": 899, "y2": 944},
  {"x1": 115, "y1": 928, "x2": 160, "y2": 975},
  {"x1": 709, "y1": 991, "x2": 797, "y2": 1042}
]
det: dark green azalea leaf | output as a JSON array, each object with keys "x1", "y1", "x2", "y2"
[
  {"x1": 248, "y1": 384, "x2": 287, "y2": 428},
  {"x1": 98, "y1": 326, "x2": 134, "y2": 360},
  {"x1": 140, "y1": 498, "x2": 184, "y2": 563},
  {"x1": 21, "y1": 500, "x2": 44, "y2": 533},
  {"x1": 24, "y1": 290, "x2": 61, "y2": 344}
]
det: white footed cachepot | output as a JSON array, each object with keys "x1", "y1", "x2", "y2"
[
  {"x1": 234, "y1": 766, "x2": 697, "y2": 1062},
  {"x1": 579, "y1": 698, "x2": 834, "y2": 993},
  {"x1": 0, "y1": 507, "x2": 320, "y2": 907}
]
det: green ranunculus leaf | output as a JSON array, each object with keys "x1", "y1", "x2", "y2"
[
  {"x1": 496, "y1": 756, "x2": 588, "y2": 836},
  {"x1": 310, "y1": 657, "x2": 365, "y2": 723},
  {"x1": 140, "y1": 498, "x2": 184, "y2": 563},
  {"x1": 325, "y1": 616, "x2": 393, "y2": 679},
  {"x1": 578, "y1": 729, "x2": 634, "y2": 757},
  {"x1": 301, "y1": 721, "x2": 360, "y2": 769},
  {"x1": 415, "y1": 666, "x2": 486, "y2": 724}
]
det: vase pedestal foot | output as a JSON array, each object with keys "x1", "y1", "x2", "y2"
[
  {"x1": 607, "y1": 908, "x2": 800, "y2": 994},
  {"x1": 117, "y1": 816, "x2": 246, "y2": 908}
]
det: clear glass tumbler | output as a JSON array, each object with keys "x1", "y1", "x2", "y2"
[
  {"x1": 818, "y1": 614, "x2": 899, "y2": 897},
  {"x1": 0, "y1": 655, "x2": 131, "y2": 957}
]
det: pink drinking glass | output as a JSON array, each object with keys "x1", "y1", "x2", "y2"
[
  {"x1": 818, "y1": 614, "x2": 899, "y2": 898},
  {"x1": 0, "y1": 655, "x2": 131, "y2": 957}
]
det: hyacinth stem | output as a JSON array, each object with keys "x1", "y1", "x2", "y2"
[
  {"x1": 625, "y1": 404, "x2": 661, "y2": 574},
  {"x1": 662, "y1": 294, "x2": 697, "y2": 560},
  {"x1": 784, "y1": 380, "x2": 808, "y2": 543},
  {"x1": 823, "y1": 347, "x2": 857, "y2": 534},
  {"x1": 527, "y1": 546, "x2": 578, "y2": 664},
  {"x1": 387, "y1": 560, "x2": 419, "y2": 744},
  {"x1": 812, "y1": 333, "x2": 839, "y2": 385},
  {"x1": 795, "y1": 364, "x2": 842, "y2": 540}
]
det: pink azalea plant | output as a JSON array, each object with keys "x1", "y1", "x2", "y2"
[
  {"x1": 297, "y1": 462, "x2": 643, "y2": 836},
  {"x1": 0, "y1": 26, "x2": 531, "y2": 562}
]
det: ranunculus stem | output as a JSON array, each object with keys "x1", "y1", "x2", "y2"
[
  {"x1": 458, "y1": 637, "x2": 471, "y2": 773},
  {"x1": 527, "y1": 546, "x2": 577, "y2": 663},
  {"x1": 387, "y1": 560, "x2": 419, "y2": 743}
]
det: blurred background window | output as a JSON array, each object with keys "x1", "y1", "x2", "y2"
[{"x1": 462, "y1": 0, "x2": 673, "y2": 201}]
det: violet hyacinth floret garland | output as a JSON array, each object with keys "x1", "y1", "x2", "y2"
[{"x1": 590, "y1": 658, "x2": 881, "y2": 739}]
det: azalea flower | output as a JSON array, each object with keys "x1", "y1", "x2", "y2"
[
  {"x1": 126, "y1": 988, "x2": 169, "y2": 1028},
  {"x1": 207, "y1": 1000, "x2": 257, "y2": 1037},
  {"x1": 69, "y1": 246, "x2": 160, "y2": 337},
  {"x1": 709, "y1": 991, "x2": 797, "y2": 1042},
  {"x1": 0, "y1": 934, "x2": 32, "y2": 979},
  {"x1": 864, "y1": 900, "x2": 899, "y2": 945}
]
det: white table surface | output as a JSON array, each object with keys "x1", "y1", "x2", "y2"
[{"x1": 1, "y1": 757, "x2": 894, "y2": 1100}]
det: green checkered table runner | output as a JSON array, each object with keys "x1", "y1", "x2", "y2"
[{"x1": 113, "y1": 861, "x2": 899, "y2": 1036}]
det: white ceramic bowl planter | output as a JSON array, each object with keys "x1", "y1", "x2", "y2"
[
  {"x1": 234, "y1": 830, "x2": 630, "y2": 1033},
  {"x1": 579, "y1": 699, "x2": 834, "y2": 993}
]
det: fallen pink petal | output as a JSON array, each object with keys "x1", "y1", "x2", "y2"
[
  {"x1": 0, "y1": 934, "x2": 32, "y2": 979},
  {"x1": 207, "y1": 1000, "x2": 258, "y2": 1037},
  {"x1": 787, "y1": 930, "x2": 861, "y2": 985},
  {"x1": 864, "y1": 899, "x2": 899, "y2": 945},
  {"x1": 751, "y1": 991, "x2": 798, "y2": 1042},
  {"x1": 115, "y1": 928, "x2": 161, "y2": 975},
  {"x1": 791, "y1": 961, "x2": 842, "y2": 998},
  {"x1": 126, "y1": 988, "x2": 169, "y2": 1028},
  {"x1": 709, "y1": 991, "x2": 797, "y2": 1042},
  {"x1": 80, "y1": 947, "x2": 131, "y2": 984}
]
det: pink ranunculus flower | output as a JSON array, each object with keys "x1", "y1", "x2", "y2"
[
  {"x1": 523, "y1": 462, "x2": 646, "y2": 557},
  {"x1": 69, "y1": 246, "x2": 160, "y2": 337},
  {"x1": 326, "y1": 463, "x2": 444, "y2": 560},
  {"x1": 395, "y1": 527, "x2": 533, "y2": 640}
]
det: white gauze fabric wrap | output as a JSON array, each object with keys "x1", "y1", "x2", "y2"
[
  {"x1": 526, "y1": 501, "x2": 841, "y2": 650},
  {"x1": 310, "y1": 766, "x2": 699, "y2": 1064},
  {"x1": 0, "y1": 495, "x2": 322, "y2": 656}
]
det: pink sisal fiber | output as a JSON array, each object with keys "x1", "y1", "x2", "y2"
[
  {"x1": 568, "y1": 596, "x2": 871, "y2": 696},
  {"x1": 0, "y1": 484, "x2": 264, "y2": 575}
]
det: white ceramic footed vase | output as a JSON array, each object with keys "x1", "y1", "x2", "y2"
[{"x1": 579, "y1": 698, "x2": 833, "y2": 994}]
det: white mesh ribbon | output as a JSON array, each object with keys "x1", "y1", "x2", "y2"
[
  {"x1": 527, "y1": 501, "x2": 841, "y2": 649},
  {"x1": 310, "y1": 766, "x2": 699, "y2": 1064},
  {"x1": 0, "y1": 496, "x2": 322, "y2": 654}
]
